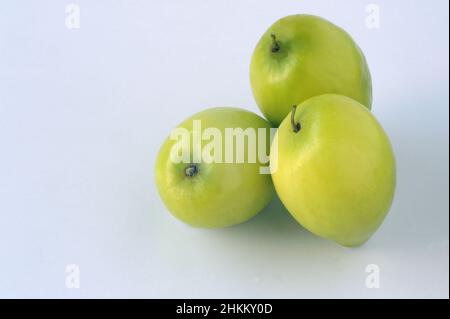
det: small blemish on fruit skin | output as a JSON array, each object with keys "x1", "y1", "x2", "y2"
[{"x1": 185, "y1": 163, "x2": 199, "y2": 177}]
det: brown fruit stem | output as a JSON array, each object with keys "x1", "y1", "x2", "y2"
[
  {"x1": 270, "y1": 33, "x2": 281, "y2": 53},
  {"x1": 291, "y1": 105, "x2": 301, "y2": 133}
]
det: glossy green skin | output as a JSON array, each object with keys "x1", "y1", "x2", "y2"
[
  {"x1": 250, "y1": 14, "x2": 372, "y2": 126},
  {"x1": 271, "y1": 94, "x2": 395, "y2": 246},
  {"x1": 155, "y1": 107, "x2": 274, "y2": 228}
]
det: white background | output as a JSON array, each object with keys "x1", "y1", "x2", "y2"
[{"x1": 0, "y1": 0, "x2": 448, "y2": 298}]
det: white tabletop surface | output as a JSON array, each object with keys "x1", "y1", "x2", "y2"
[{"x1": 0, "y1": 0, "x2": 448, "y2": 298}]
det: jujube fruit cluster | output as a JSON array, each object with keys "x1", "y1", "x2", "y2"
[{"x1": 155, "y1": 14, "x2": 396, "y2": 247}]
